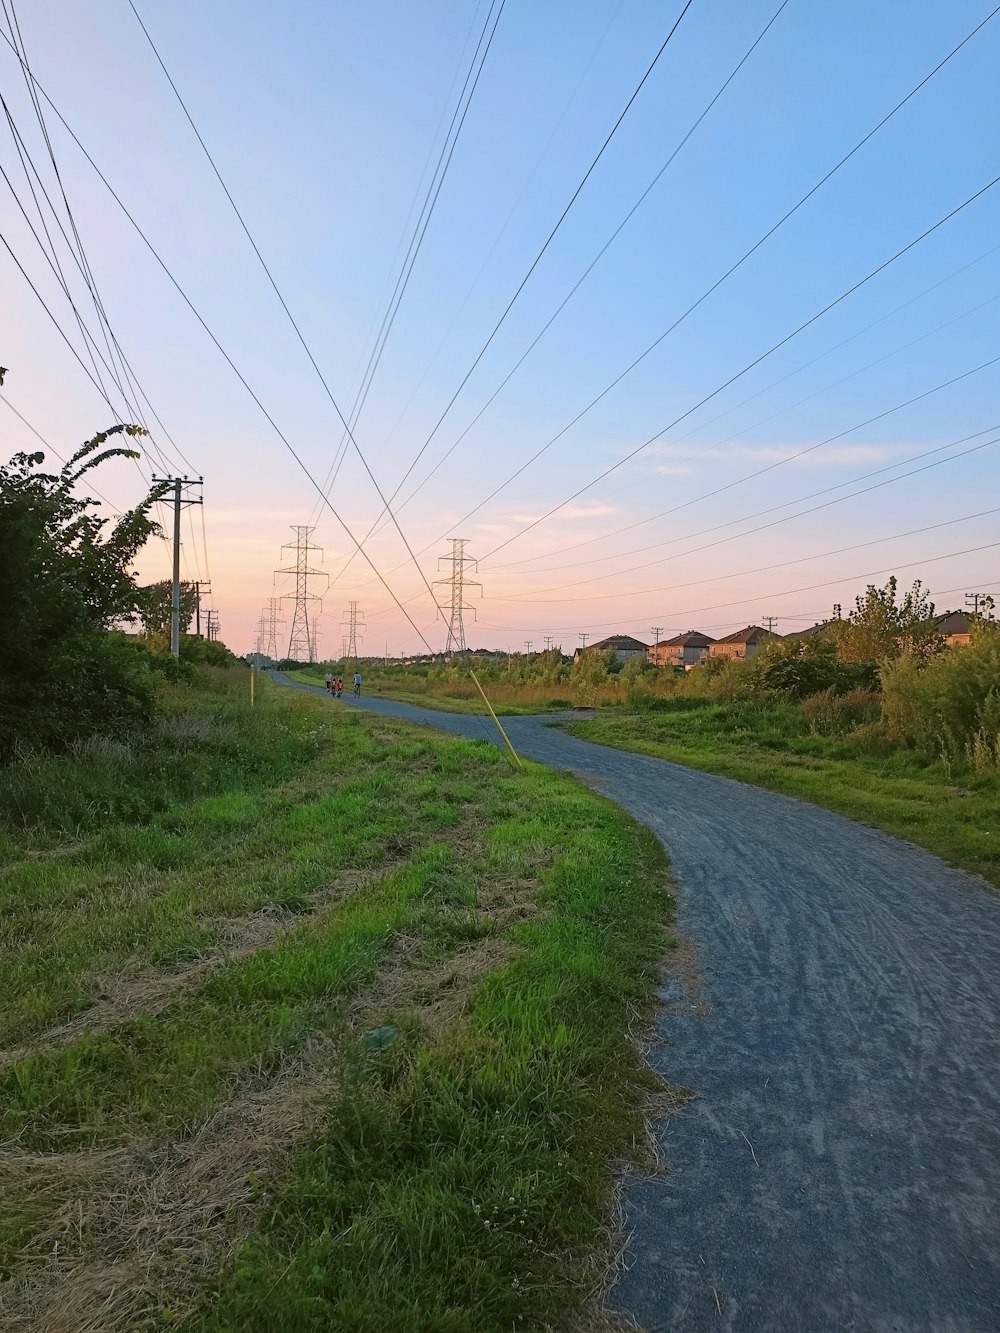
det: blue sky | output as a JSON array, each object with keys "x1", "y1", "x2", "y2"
[{"x1": 3, "y1": 0, "x2": 999, "y2": 653}]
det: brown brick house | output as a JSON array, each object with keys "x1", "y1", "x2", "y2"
[
  {"x1": 648, "y1": 631, "x2": 715, "y2": 668},
  {"x1": 708, "y1": 625, "x2": 781, "y2": 661},
  {"x1": 936, "y1": 610, "x2": 973, "y2": 646},
  {"x1": 575, "y1": 634, "x2": 648, "y2": 663}
]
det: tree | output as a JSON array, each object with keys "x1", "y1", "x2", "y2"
[
  {"x1": 137, "y1": 579, "x2": 197, "y2": 636},
  {"x1": 835, "y1": 577, "x2": 942, "y2": 664},
  {"x1": 0, "y1": 426, "x2": 164, "y2": 755},
  {"x1": 756, "y1": 636, "x2": 840, "y2": 698}
]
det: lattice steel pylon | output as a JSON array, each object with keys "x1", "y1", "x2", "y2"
[
  {"x1": 264, "y1": 597, "x2": 284, "y2": 661},
  {"x1": 341, "y1": 601, "x2": 365, "y2": 659},
  {"x1": 275, "y1": 526, "x2": 328, "y2": 663},
  {"x1": 435, "y1": 538, "x2": 481, "y2": 656}
]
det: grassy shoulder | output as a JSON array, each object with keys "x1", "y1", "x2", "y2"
[
  {"x1": 567, "y1": 698, "x2": 1000, "y2": 889},
  {"x1": 0, "y1": 669, "x2": 673, "y2": 1331}
]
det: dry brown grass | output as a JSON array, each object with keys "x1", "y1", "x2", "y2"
[{"x1": 0, "y1": 832, "x2": 540, "y2": 1332}]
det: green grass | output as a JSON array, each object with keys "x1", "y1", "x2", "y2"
[
  {"x1": 0, "y1": 668, "x2": 674, "y2": 1330},
  {"x1": 196, "y1": 773, "x2": 669, "y2": 1332},
  {"x1": 568, "y1": 697, "x2": 1000, "y2": 888}
]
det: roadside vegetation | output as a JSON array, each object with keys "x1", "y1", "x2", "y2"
[
  {"x1": 1, "y1": 432, "x2": 675, "y2": 1328},
  {"x1": 294, "y1": 579, "x2": 1000, "y2": 888},
  {"x1": 0, "y1": 670, "x2": 672, "y2": 1330},
  {"x1": 568, "y1": 593, "x2": 1000, "y2": 888}
]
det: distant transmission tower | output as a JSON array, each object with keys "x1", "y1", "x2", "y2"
[
  {"x1": 276, "y1": 526, "x2": 327, "y2": 662},
  {"x1": 264, "y1": 597, "x2": 284, "y2": 660},
  {"x1": 341, "y1": 601, "x2": 366, "y2": 659},
  {"x1": 434, "y1": 538, "x2": 481, "y2": 655}
]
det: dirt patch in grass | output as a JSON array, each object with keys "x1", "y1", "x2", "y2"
[
  {"x1": 0, "y1": 920, "x2": 516, "y2": 1332},
  {"x1": 0, "y1": 862, "x2": 413, "y2": 1075}
]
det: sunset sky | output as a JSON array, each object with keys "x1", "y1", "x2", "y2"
[{"x1": 3, "y1": 0, "x2": 999, "y2": 655}]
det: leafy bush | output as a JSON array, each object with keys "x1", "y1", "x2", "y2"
[
  {"x1": 0, "y1": 429, "x2": 163, "y2": 757},
  {"x1": 756, "y1": 637, "x2": 841, "y2": 698},
  {"x1": 801, "y1": 687, "x2": 881, "y2": 736},
  {"x1": 880, "y1": 621, "x2": 1000, "y2": 755}
]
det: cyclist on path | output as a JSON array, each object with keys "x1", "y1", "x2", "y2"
[{"x1": 353, "y1": 672, "x2": 362, "y2": 697}]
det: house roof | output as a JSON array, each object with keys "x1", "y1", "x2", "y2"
[
  {"x1": 936, "y1": 610, "x2": 971, "y2": 636},
  {"x1": 713, "y1": 625, "x2": 780, "y2": 646},
  {"x1": 589, "y1": 634, "x2": 649, "y2": 652},
  {"x1": 782, "y1": 619, "x2": 839, "y2": 642},
  {"x1": 659, "y1": 630, "x2": 715, "y2": 648}
]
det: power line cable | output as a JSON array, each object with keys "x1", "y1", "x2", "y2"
[
  {"x1": 383, "y1": 253, "x2": 1000, "y2": 583},
  {"x1": 475, "y1": 541, "x2": 1000, "y2": 634},
  {"x1": 0, "y1": 30, "x2": 196, "y2": 477},
  {"x1": 324, "y1": 416, "x2": 1000, "y2": 626},
  {"x1": 369, "y1": 0, "x2": 627, "y2": 473},
  {"x1": 505, "y1": 502, "x2": 1000, "y2": 603},
  {"x1": 366, "y1": 0, "x2": 792, "y2": 543},
  {"x1": 431, "y1": 6, "x2": 1000, "y2": 549},
  {"x1": 123, "y1": 0, "x2": 454, "y2": 632},
  {"x1": 325, "y1": 0, "x2": 697, "y2": 586},
  {"x1": 501, "y1": 424, "x2": 1000, "y2": 579},
  {"x1": 307, "y1": 0, "x2": 506, "y2": 518},
  {"x1": 480, "y1": 172, "x2": 1000, "y2": 561},
  {"x1": 496, "y1": 352, "x2": 1000, "y2": 586},
  {"x1": 0, "y1": 36, "x2": 443, "y2": 654}
]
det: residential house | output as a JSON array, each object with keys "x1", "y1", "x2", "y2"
[
  {"x1": 708, "y1": 625, "x2": 781, "y2": 661},
  {"x1": 936, "y1": 610, "x2": 973, "y2": 647},
  {"x1": 575, "y1": 634, "x2": 648, "y2": 663},
  {"x1": 781, "y1": 619, "x2": 840, "y2": 643},
  {"x1": 648, "y1": 630, "x2": 715, "y2": 669}
]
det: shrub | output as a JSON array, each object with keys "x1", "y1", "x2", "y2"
[
  {"x1": 880, "y1": 622, "x2": 1000, "y2": 755},
  {"x1": 801, "y1": 687, "x2": 881, "y2": 736}
]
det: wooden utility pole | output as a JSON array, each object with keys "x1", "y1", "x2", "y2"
[{"x1": 152, "y1": 476, "x2": 203, "y2": 656}]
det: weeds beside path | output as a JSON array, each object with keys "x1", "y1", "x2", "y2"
[
  {"x1": 567, "y1": 700, "x2": 1000, "y2": 889},
  {"x1": 0, "y1": 670, "x2": 674, "y2": 1331}
]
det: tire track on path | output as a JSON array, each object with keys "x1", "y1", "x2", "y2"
[{"x1": 274, "y1": 674, "x2": 1000, "y2": 1331}]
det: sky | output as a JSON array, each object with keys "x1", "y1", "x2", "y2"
[{"x1": 2, "y1": 0, "x2": 999, "y2": 656}]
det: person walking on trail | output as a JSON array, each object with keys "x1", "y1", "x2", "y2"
[
  {"x1": 325, "y1": 674, "x2": 333, "y2": 693},
  {"x1": 353, "y1": 672, "x2": 362, "y2": 697}
]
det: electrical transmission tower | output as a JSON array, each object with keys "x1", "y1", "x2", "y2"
[
  {"x1": 276, "y1": 526, "x2": 328, "y2": 663},
  {"x1": 341, "y1": 601, "x2": 365, "y2": 659},
  {"x1": 434, "y1": 539, "x2": 481, "y2": 655},
  {"x1": 543, "y1": 636, "x2": 553, "y2": 652},
  {"x1": 263, "y1": 597, "x2": 284, "y2": 660}
]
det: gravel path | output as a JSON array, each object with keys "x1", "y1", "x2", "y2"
[{"x1": 274, "y1": 675, "x2": 1000, "y2": 1331}]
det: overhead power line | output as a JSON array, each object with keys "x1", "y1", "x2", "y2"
[
  {"x1": 503, "y1": 505, "x2": 1000, "y2": 604},
  {"x1": 479, "y1": 171, "x2": 1000, "y2": 562},
  {"x1": 308, "y1": 0, "x2": 507, "y2": 518},
  {"x1": 325, "y1": 0, "x2": 696, "y2": 587},
  {"x1": 372, "y1": 0, "x2": 792, "y2": 536},
  {"x1": 0, "y1": 28, "x2": 442, "y2": 654},
  {"x1": 430, "y1": 5, "x2": 1000, "y2": 549},
  {"x1": 501, "y1": 424, "x2": 1000, "y2": 581},
  {"x1": 506, "y1": 354, "x2": 1000, "y2": 591},
  {"x1": 124, "y1": 0, "x2": 450, "y2": 634},
  {"x1": 475, "y1": 542, "x2": 1000, "y2": 636}
]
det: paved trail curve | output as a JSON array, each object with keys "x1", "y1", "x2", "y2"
[{"x1": 275, "y1": 675, "x2": 1000, "y2": 1332}]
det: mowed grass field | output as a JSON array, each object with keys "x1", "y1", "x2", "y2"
[
  {"x1": 0, "y1": 669, "x2": 674, "y2": 1331},
  {"x1": 568, "y1": 698, "x2": 1000, "y2": 889}
]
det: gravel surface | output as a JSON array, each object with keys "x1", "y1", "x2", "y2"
[{"x1": 275, "y1": 675, "x2": 1000, "y2": 1331}]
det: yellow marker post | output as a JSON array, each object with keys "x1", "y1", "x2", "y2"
[{"x1": 470, "y1": 670, "x2": 522, "y2": 770}]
